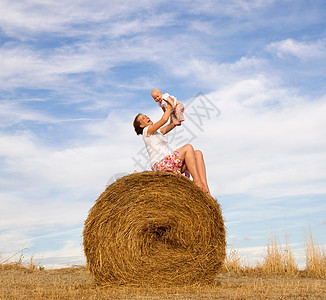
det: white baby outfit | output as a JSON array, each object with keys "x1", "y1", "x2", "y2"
[{"x1": 158, "y1": 93, "x2": 185, "y2": 124}]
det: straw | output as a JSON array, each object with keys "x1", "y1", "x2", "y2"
[{"x1": 83, "y1": 171, "x2": 226, "y2": 285}]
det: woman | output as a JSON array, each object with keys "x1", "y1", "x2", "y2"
[{"x1": 133, "y1": 103, "x2": 211, "y2": 195}]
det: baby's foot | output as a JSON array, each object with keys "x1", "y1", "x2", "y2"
[{"x1": 174, "y1": 121, "x2": 181, "y2": 126}]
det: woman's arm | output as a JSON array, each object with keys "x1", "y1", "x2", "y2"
[
  {"x1": 147, "y1": 105, "x2": 172, "y2": 136},
  {"x1": 160, "y1": 122, "x2": 176, "y2": 135}
]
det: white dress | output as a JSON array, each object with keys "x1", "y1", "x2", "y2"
[{"x1": 142, "y1": 126, "x2": 171, "y2": 168}]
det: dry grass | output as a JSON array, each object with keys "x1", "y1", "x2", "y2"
[
  {"x1": 305, "y1": 229, "x2": 326, "y2": 278},
  {"x1": 260, "y1": 234, "x2": 299, "y2": 275},
  {"x1": 1, "y1": 264, "x2": 325, "y2": 299},
  {"x1": 1, "y1": 232, "x2": 325, "y2": 299},
  {"x1": 0, "y1": 248, "x2": 40, "y2": 272},
  {"x1": 223, "y1": 232, "x2": 325, "y2": 279}
]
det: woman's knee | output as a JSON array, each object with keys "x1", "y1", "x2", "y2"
[
  {"x1": 195, "y1": 150, "x2": 203, "y2": 158},
  {"x1": 185, "y1": 144, "x2": 194, "y2": 151},
  {"x1": 176, "y1": 144, "x2": 193, "y2": 158}
]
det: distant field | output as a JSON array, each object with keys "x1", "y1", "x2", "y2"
[
  {"x1": 1, "y1": 232, "x2": 325, "y2": 299},
  {"x1": 1, "y1": 265, "x2": 325, "y2": 299}
]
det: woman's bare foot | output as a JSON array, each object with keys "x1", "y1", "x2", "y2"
[
  {"x1": 204, "y1": 185, "x2": 211, "y2": 196},
  {"x1": 194, "y1": 180, "x2": 211, "y2": 196},
  {"x1": 194, "y1": 179, "x2": 206, "y2": 193}
]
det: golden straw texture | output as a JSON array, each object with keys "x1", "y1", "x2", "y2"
[{"x1": 83, "y1": 171, "x2": 226, "y2": 285}]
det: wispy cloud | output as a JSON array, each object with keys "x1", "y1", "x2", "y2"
[
  {"x1": 201, "y1": 83, "x2": 326, "y2": 197},
  {"x1": 0, "y1": 0, "x2": 165, "y2": 38},
  {"x1": 267, "y1": 38, "x2": 326, "y2": 60},
  {"x1": 182, "y1": 0, "x2": 277, "y2": 16}
]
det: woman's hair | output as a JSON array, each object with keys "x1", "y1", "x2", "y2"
[{"x1": 133, "y1": 113, "x2": 143, "y2": 135}]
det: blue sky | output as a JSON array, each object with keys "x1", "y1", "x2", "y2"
[{"x1": 1, "y1": 0, "x2": 325, "y2": 268}]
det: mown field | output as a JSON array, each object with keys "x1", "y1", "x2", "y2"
[
  {"x1": 1, "y1": 233, "x2": 325, "y2": 299},
  {"x1": 1, "y1": 264, "x2": 325, "y2": 299}
]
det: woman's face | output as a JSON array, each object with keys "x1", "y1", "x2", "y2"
[{"x1": 138, "y1": 114, "x2": 153, "y2": 128}]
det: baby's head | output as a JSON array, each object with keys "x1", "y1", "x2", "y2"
[{"x1": 151, "y1": 88, "x2": 162, "y2": 103}]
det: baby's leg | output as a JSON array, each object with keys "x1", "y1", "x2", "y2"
[
  {"x1": 171, "y1": 112, "x2": 181, "y2": 126},
  {"x1": 175, "y1": 102, "x2": 185, "y2": 122}
]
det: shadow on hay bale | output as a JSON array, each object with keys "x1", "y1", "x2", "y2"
[{"x1": 83, "y1": 171, "x2": 226, "y2": 285}]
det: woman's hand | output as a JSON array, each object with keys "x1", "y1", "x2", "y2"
[
  {"x1": 160, "y1": 121, "x2": 176, "y2": 135},
  {"x1": 146, "y1": 104, "x2": 173, "y2": 136}
]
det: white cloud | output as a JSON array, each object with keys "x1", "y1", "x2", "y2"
[
  {"x1": 34, "y1": 239, "x2": 85, "y2": 269},
  {"x1": 0, "y1": 133, "x2": 126, "y2": 190},
  {"x1": 0, "y1": 43, "x2": 106, "y2": 89},
  {"x1": 182, "y1": 0, "x2": 276, "y2": 16},
  {"x1": 0, "y1": 101, "x2": 56, "y2": 128},
  {"x1": 0, "y1": 190, "x2": 91, "y2": 232},
  {"x1": 0, "y1": 229, "x2": 32, "y2": 258},
  {"x1": 232, "y1": 243, "x2": 307, "y2": 269},
  {"x1": 164, "y1": 56, "x2": 267, "y2": 90},
  {"x1": 0, "y1": 229, "x2": 85, "y2": 269},
  {"x1": 0, "y1": 0, "x2": 164, "y2": 38},
  {"x1": 181, "y1": 78, "x2": 326, "y2": 197},
  {"x1": 267, "y1": 38, "x2": 326, "y2": 60},
  {"x1": 0, "y1": 33, "x2": 186, "y2": 91}
]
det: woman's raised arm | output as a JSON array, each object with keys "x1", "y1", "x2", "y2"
[
  {"x1": 146, "y1": 104, "x2": 172, "y2": 136},
  {"x1": 160, "y1": 121, "x2": 176, "y2": 135}
]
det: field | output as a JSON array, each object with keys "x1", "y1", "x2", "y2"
[
  {"x1": 1, "y1": 233, "x2": 325, "y2": 299},
  {"x1": 1, "y1": 264, "x2": 325, "y2": 299}
]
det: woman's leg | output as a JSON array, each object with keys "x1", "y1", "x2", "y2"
[
  {"x1": 194, "y1": 150, "x2": 210, "y2": 195},
  {"x1": 176, "y1": 144, "x2": 209, "y2": 194},
  {"x1": 181, "y1": 163, "x2": 187, "y2": 173},
  {"x1": 181, "y1": 163, "x2": 190, "y2": 178}
]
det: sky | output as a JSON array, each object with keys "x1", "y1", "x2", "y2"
[{"x1": 0, "y1": 0, "x2": 325, "y2": 269}]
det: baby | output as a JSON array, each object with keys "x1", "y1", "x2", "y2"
[{"x1": 151, "y1": 88, "x2": 184, "y2": 125}]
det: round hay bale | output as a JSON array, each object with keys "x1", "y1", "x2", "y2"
[{"x1": 83, "y1": 171, "x2": 226, "y2": 285}]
